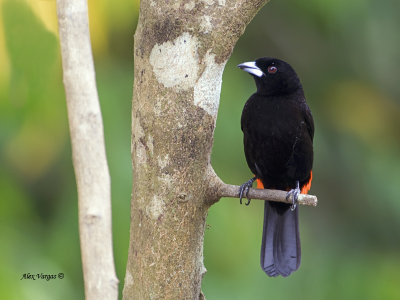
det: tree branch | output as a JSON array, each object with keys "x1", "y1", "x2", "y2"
[
  {"x1": 218, "y1": 183, "x2": 318, "y2": 206},
  {"x1": 207, "y1": 166, "x2": 318, "y2": 206},
  {"x1": 57, "y1": 0, "x2": 118, "y2": 299}
]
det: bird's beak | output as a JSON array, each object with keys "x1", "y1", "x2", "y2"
[{"x1": 237, "y1": 61, "x2": 264, "y2": 78}]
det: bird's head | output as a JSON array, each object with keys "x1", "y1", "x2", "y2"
[{"x1": 238, "y1": 57, "x2": 302, "y2": 96}]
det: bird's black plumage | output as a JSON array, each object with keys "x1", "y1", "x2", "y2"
[{"x1": 238, "y1": 57, "x2": 314, "y2": 277}]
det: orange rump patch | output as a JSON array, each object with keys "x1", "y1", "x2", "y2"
[
  {"x1": 254, "y1": 171, "x2": 312, "y2": 194},
  {"x1": 256, "y1": 178, "x2": 264, "y2": 189},
  {"x1": 301, "y1": 171, "x2": 312, "y2": 194}
]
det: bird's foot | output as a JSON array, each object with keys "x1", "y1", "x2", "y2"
[
  {"x1": 239, "y1": 177, "x2": 256, "y2": 206},
  {"x1": 286, "y1": 181, "x2": 300, "y2": 211}
]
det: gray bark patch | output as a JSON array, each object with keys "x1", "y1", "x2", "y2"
[{"x1": 149, "y1": 32, "x2": 199, "y2": 91}]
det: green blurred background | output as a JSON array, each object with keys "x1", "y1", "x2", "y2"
[{"x1": 1, "y1": 0, "x2": 400, "y2": 299}]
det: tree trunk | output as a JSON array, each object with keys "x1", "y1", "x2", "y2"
[{"x1": 123, "y1": 1, "x2": 269, "y2": 298}]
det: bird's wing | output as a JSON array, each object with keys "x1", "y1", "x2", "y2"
[{"x1": 303, "y1": 104, "x2": 314, "y2": 141}]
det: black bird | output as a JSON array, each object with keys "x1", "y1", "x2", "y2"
[{"x1": 238, "y1": 57, "x2": 314, "y2": 277}]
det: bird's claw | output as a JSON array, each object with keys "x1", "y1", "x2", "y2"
[
  {"x1": 286, "y1": 181, "x2": 300, "y2": 211},
  {"x1": 239, "y1": 177, "x2": 256, "y2": 206}
]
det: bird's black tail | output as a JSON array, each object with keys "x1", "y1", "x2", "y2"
[{"x1": 260, "y1": 201, "x2": 301, "y2": 277}]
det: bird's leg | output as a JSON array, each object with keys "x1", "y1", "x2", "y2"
[
  {"x1": 286, "y1": 180, "x2": 300, "y2": 211},
  {"x1": 239, "y1": 176, "x2": 256, "y2": 206}
]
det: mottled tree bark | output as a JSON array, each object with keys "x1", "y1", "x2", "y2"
[{"x1": 123, "y1": 1, "x2": 270, "y2": 299}]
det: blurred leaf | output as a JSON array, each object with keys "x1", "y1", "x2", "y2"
[
  {"x1": 2, "y1": 0, "x2": 58, "y2": 102},
  {"x1": 324, "y1": 80, "x2": 400, "y2": 146},
  {"x1": 1, "y1": 0, "x2": 67, "y2": 179}
]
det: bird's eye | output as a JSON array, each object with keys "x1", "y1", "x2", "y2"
[{"x1": 267, "y1": 66, "x2": 278, "y2": 74}]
